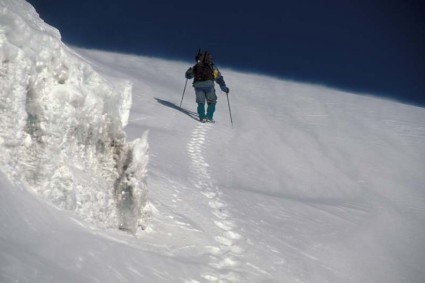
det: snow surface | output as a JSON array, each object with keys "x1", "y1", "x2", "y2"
[
  {"x1": 0, "y1": 0, "x2": 149, "y2": 233},
  {"x1": 1, "y1": 0, "x2": 425, "y2": 282}
]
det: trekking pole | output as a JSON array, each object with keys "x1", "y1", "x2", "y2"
[
  {"x1": 179, "y1": 79, "x2": 188, "y2": 108},
  {"x1": 226, "y1": 92, "x2": 233, "y2": 128}
]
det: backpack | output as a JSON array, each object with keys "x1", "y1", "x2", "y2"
[{"x1": 193, "y1": 51, "x2": 215, "y2": 82}]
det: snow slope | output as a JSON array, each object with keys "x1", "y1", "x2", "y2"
[{"x1": 2, "y1": 1, "x2": 425, "y2": 282}]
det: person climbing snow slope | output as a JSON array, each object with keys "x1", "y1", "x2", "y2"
[{"x1": 185, "y1": 50, "x2": 229, "y2": 123}]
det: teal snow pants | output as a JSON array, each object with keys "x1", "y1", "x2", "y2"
[{"x1": 195, "y1": 84, "x2": 217, "y2": 120}]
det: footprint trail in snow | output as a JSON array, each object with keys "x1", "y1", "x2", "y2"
[{"x1": 186, "y1": 124, "x2": 247, "y2": 283}]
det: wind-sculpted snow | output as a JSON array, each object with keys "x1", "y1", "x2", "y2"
[{"x1": 0, "y1": 0, "x2": 149, "y2": 232}]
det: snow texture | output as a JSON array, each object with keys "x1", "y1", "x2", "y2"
[
  {"x1": 0, "y1": 0, "x2": 149, "y2": 232},
  {"x1": 1, "y1": 1, "x2": 425, "y2": 282}
]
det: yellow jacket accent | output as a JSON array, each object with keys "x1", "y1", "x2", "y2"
[{"x1": 213, "y1": 68, "x2": 219, "y2": 80}]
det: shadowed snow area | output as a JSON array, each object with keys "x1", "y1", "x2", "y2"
[{"x1": 1, "y1": 0, "x2": 425, "y2": 282}]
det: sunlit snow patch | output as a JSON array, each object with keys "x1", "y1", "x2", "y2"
[{"x1": 0, "y1": 0, "x2": 149, "y2": 233}]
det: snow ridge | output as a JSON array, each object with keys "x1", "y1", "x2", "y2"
[
  {"x1": 186, "y1": 124, "x2": 246, "y2": 282},
  {"x1": 0, "y1": 0, "x2": 148, "y2": 232}
]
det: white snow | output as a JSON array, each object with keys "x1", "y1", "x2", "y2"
[
  {"x1": 0, "y1": 0, "x2": 148, "y2": 232},
  {"x1": 1, "y1": 1, "x2": 425, "y2": 282}
]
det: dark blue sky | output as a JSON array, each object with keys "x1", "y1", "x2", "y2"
[{"x1": 27, "y1": 0, "x2": 424, "y2": 106}]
